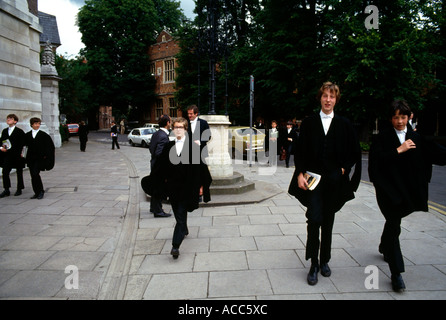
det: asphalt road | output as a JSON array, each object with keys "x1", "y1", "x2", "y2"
[{"x1": 83, "y1": 131, "x2": 446, "y2": 210}]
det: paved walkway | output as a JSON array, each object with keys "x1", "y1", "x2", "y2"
[{"x1": 0, "y1": 136, "x2": 446, "y2": 300}]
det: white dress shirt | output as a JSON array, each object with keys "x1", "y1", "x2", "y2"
[
  {"x1": 394, "y1": 127, "x2": 407, "y2": 145},
  {"x1": 32, "y1": 129, "x2": 40, "y2": 139},
  {"x1": 8, "y1": 126, "x2": 15, "y2": 136},
  {"x1": 320, "y1": 110, "x2": 334, "y2": 135},
  {"x1": 190, "y1": 118, "x2": 198, "y2": 134},
  {"x1": 175, "y1": 136, "x2": 186, "y2": 156}
]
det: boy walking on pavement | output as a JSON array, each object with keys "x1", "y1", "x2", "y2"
[{"x1": 0, "y1": 114, "x2": 25, "y2": 197}]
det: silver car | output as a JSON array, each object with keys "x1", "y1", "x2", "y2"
[{"x1": 128, "y1": 127, "x2": 157, "y2": 148}]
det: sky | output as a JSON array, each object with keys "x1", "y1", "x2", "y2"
[{"x1": 38, "y1": 0, "x2": 197, "y2": 57}]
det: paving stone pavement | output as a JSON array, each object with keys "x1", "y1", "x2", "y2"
[{"x1": 0, "y1": 137, "x2": 445, "y2": 300}]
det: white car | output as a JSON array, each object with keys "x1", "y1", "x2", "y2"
[
  {"x1": 143, "y1": 123, "x2": 160, "y2": 130},
  {"x1": 128, "y1": 127, "x2": 157, "y2": 147}
]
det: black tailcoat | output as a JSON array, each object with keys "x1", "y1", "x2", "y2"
[
  {"x1": 369, "y1": 127, "x2": 446, "y2": 217},
  {"x1": 188, "y1": 118, "x2": 211, "y2": 163},
  {"x1": 280, "y1": 127, "x2": 299, "y2": 154},
  {"x1": 24, "y1": 130, "x2": 55, "y2": 171},
  {"x1": 149, "y1": 129, "x2": 169, "y2": 170},
  {"x1": 142, "y1": 137, "x2": 212, "y2": 212},
  {"x1": 288, "y1": 113, "x2": 362, "y2": 213},
  {"x1": 0, "y1": 126, "x2": 26, "y2": 169}
]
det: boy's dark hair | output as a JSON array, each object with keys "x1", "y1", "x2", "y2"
[
  {"x1": 7, "y1": 114, "x2": 18, "y2": 122},
  {"x1": 390, "y1": 100, "x2": 411, "y2": 118},
  {"x1": 158, "y1": 114, "x2": 171, "y2": 127},
  {"x1": 30, "y1": 117, "x2": 41, "y2": 126},
  {"x1": 187, "y1": 105, "x2": 199, "y2": 114}
]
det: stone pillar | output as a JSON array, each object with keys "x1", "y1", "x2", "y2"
[
  {"x1": 200, "y1": 114, "x2": 233, "y2": 178},
  {"x1": 40, "y1": 41, "x2": 62, "y2": 147}
]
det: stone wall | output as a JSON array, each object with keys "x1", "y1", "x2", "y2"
[{"x1": 0, "y1": 0, "x2": 43, "y2": 132}]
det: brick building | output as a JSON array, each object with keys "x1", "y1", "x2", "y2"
[{"x1": 146, "y1": 30, "x2": 182, "y2": 123}]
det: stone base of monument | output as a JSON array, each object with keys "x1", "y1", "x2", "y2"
[
  {"x1": 202, "y1": 176, "x2": 282, "y2": 207},
  {"x1": 144, "y1": 173, "x2": 282, "y2": 207},
  {"x1": 209, "y1": 172, "x2": 255, "y2": 195}
]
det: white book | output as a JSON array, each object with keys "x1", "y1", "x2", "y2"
[
  {"x1": 2, "y1": 139, "x2": 11, "y2": 150},
  {"x1": 304, "y1": 171, "x2": 321, "y2": 191}
]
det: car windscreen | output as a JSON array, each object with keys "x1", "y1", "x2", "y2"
[
  {"x1": 236, "y1": 128, "x2": 258, "y2": 136},
  {"x1": 141, "y1": 129, "x2": 155, "y2": 135}
]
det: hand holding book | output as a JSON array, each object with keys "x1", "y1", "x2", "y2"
[{"x1": 298, "y1": 171, "x2": 321, "y2": 191}]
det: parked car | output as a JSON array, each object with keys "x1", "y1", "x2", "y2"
[
  {"x1": 125, "y1": 121, "x2": 140, "y2": 133},
  {"x1": 143, "y1": 123, "x2": 160, "y2": 130},
  {"x1": 128, "y1": 127, "x2": 157, "y2": 147},
  {"x1": 228, "y1": 126, "x2": 266, "y2": 159},
  {"x1": 67, "y1": 123, "x2": 79, "y2": 135}
]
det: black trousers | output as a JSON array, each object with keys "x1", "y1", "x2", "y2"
[
  {"x1": 28, "y1": 162, "x2": 44, "y2": 195},
  {"x1": 112, "y1": 137, "x2": 120, "y2": 149},
  {"x1": 170, "y1": 198, "x2": 188, "y2": 249},
  {"x1": 2, "y1": 166, "x2": 24, "y2": 190},
  {"x1": 305, "y1": 182, "x2": 336, "y2": 264},
  {"x1": 80, "y1": 139, "x2": 87, "y2": 151},
  {"x1": 285, "y1": 144, "x2": 293, "y2": 167},
  {"x1": 380, "y1": 216, "x2": 404, "y2": 275},
  {"x1": 375, "y1": 188, "x2": 405, "y2": 275},
  {"x1": 150, "y1": 195, "x2": 163, "y2": 214}
]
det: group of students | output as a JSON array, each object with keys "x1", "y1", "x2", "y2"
[
  {"x1": 0, "y1": 115, "x2": 55, "y2": 200},
  {"x1": 266, "y1": 120, "x2": 299, "y2": 168},
  {"x1": 288, "y1": 82, "x2": 446, "y2": 292},
  {"x1": 2, "y1": 81, "x2": 445, "y2": 293}
]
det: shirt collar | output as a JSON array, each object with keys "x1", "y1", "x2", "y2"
[
  {"x1": 320, "y1": 111, "x2": 334, "y2": 119},
  {"x1": 395, "y1": 127, "x2": 407, "y2": 135}
]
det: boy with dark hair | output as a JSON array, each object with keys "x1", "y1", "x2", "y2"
[
  {"x1": 24, "y1": 117, "x2": 55, "y2": 199},
  {"x1": 0, "y1": 114, "x2": 25, "y2": 197},
  {"x1": 369, "y1": 99, "x2": 446, "y2": 292}
]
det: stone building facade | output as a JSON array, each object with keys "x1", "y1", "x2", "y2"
[
  {"x1": 146, "y1": 30, "x2": 182, "y2": 122},
  {"x1": 1, "y1": 0, "x2": 62, "y2": 147},
  {"x1": 0, "y1": 0, "x2": 42, "y2": 132}
]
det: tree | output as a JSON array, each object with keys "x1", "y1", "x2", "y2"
[
  {"x1": 320, "y1": 0, "x2": 443, "y2": 138},
  {"x1": 77, "y1": 0, "x2": 185, "y2": 118},
  {"x1": 177, "y1": 0, "x2": 444, "y2": 136},
  {"x1": 55, "y1": 54, "x2": 94, "y2": 123},
  {"x1": 175, "y1": 0, "x2": 262, "y2": 123}
]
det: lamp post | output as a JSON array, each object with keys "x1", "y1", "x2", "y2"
[
  {"x1": 196, "y1": 0, "x2": 233, "y2": 178},
  {"x1": 206, "y1": 0, "x2": 217, "y2": 115}
]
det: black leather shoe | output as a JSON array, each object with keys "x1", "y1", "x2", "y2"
[
  {"x1": 14, "y1": 190, "x2": 22, "y2": 196},
  {"x1": 320, "y1": 263, "x2": 331, "y2": 277},
  {"x1": 170, "y1": 247, "x2": 180, "y2": 259},
  {"x1": 391, "y1": 274, "x2": 406, "y2": 292},
  {"x1": 37, "y1": 191, "x2": 44, "y2": 200},
  {"x1": 307, "y1": 264, "x2": 319, "y2": 285},
  {"x1": 153, "y1": 211, "x2": 171, "y2": 218},
  {"x1": 0, "y1": 190, "x2": 10, "y2": 198}
]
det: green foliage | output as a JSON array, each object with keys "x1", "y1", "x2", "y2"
[
  {"x1": 55, "y1": 54, "x2": 93, "y2": 122},
  {"x1": 175, "y1": 0, "x2": 444, "y2": 131},
  {"x1": 360, "y1": 141, "x2": 370, "y2": 152},
  {"x1": 77, "y1": 0, "x2": 184, "y2": 116}
]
